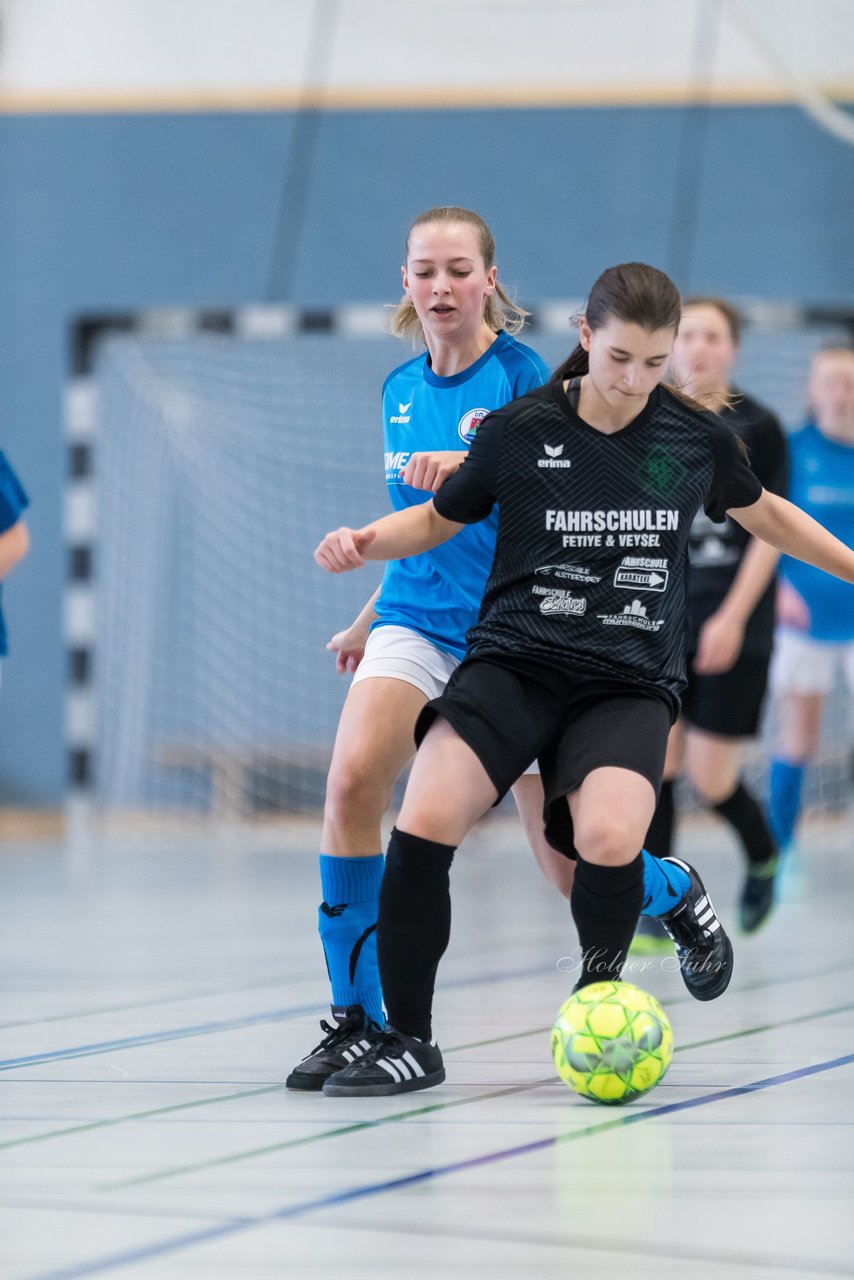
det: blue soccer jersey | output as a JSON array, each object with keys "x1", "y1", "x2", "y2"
[
  {"x1": 376, "y1": 330, "x2": 548, "y2": 659},
  {"x1": 780, "y1": 423, "x2": 854, "y2": 642},
  {"x1": 0, "y1": 451, "x2": 29, "y2": 656}
]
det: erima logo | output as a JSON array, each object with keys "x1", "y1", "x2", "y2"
[
  {"x1": 539, "y1": 443, "x2": 571, "y2": 468},
  {"x1": 390, "y1": 400, "x2": 412, "y2": 424}
]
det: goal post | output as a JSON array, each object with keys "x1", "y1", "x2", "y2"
[{"x1": 63, "y1": 300, "x2": 853, "y2": 843}]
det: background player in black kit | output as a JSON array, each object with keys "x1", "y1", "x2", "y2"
[
  {"x1": 633, "y1": 297, "x2": 788, "y2": 955},
  {"x1": 314, "y1": 263, "x2": 854, "y2": 1097}
]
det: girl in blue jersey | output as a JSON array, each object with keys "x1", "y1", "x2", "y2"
[
  {"x1": 287, "y1": 206, "x2": 566, "y2": 1090},
  {"x1": 768, "y1": 347, "x2": 854, "y2": 851}
]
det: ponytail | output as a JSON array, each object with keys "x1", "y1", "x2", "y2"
[{"x1": 550, "y1": 343, "x2": 588, "y2": 382}]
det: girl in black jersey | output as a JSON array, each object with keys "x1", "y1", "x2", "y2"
[
  {"x1": 634, "y1": 298, "x2": 788, "y2": 954},
  {"x1": 314, "y1": 263, "x2": 854, "y2": 1096}
]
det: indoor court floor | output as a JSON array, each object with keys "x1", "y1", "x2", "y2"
[{"x1": 2, "y1": 814, "x2": 853, "y2": 1279}]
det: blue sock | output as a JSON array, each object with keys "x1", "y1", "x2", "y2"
[
  {"x1": 640, "y1": 849, "x2": 690, "y2": 917},
  {"x1": 318, "y1": 854, "x2": 384, "y2": 1025},
  {"x1": 768, "y1": 759, "x2": 804, "y2": 849}
]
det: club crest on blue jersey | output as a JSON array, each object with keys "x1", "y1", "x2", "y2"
[{"x1": 458, "y1": 408, "x2": 489, "y2": 444}]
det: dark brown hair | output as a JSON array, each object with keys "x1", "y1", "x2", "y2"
[
  {"x1": 682, "y1": 295, "x2": 743, "y2": 344},
  {"x1": 552, "y1": 263, "x2": 682, "y2": 382}
]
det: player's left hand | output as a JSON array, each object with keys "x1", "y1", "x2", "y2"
[
  {"x1": 693, "y1": 610, "x2": 745, "y2": 675},
  {"x1": 401, "y1": 451, "x2": 466, "y2": 492},
  {"x1": 314, "y1": 526, "x2": 377, "y2": 573}
]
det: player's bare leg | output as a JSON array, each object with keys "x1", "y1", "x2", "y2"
[{"x1": 511, "y1": 773, "x2": 574, "y2": 898}]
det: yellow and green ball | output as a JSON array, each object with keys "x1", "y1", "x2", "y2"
[{"x1": 551, "y1": 981, "x2": 673, "y2": 1105}]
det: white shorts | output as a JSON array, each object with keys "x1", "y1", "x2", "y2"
[
  {"x1": 351, "y1": 624, "x2": 539, "y2": 775},
  {"x1": 770, "y1": 629, "x2": 854, "y2": 696}
]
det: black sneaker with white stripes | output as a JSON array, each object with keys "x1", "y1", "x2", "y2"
[
  {"x1": 285, "y1": 1005, "x2": 382, "y2": 1091},
  {"x1": 322, "y1": 1027, "x2": 445, "y2": 1097},
  {"x1": 658, "y1": 857, "x2": 734, "y2": 1001}
]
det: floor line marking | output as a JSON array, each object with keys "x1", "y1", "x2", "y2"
[
  {"x1": 25, "y1": 1051, "x2": 854, "y2": 1280},
  {"x1": 0, "y1": 962, "x2": 556, "y2": 1073},
  {"x1": 97, "y1": 999, "x2": 854, "y2": 1191}
]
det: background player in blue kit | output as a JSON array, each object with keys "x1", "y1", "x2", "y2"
[
  {"x1": 768, "y1": 347, "x2": 854, "y2": 852},
  {"x1": 287, "y1": 206, "x2": 566, "y2": 1089},
  {"x1": 0, "y1": 450, "x2": 30, "y2": 692}
]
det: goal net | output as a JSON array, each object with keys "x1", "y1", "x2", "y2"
[{"x1": 66, "y1": 304, "x2": 852, "y2": 838}]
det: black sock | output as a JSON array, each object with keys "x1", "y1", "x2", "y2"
[
  {"x1": 376, "y1": 827, "x2": 456, "y2": 1042},
  {"x1": 644, "y1": 779, "x2": 675, "y2": 860},
  {"x1": 571, "y1": 853, "x2": 645, "y2": 989},
  {"x1": 712, "y1": 781, "x2": 777, "y2": 866}
]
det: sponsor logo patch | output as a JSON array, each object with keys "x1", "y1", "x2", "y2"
[
  {"x1": 535, "y1": 563, "x2": 602, "y2": 584},
  {"x1": 598, "y1": 599, "x2": 664, "y2": 632},
  {"x1": 458, "y1": 408, "x2": 489, "y2": 444},
  {"x1": 614, "y1": 566, "x2": 669, "y2": 591}
]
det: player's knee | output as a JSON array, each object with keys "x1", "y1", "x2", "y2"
[
  {"x1": 690, "y1": 771, "x2": 734, "y2": 807},
  {"x1": 324, "y1": 756, "x2": 391, "y2": 828},
  {"x1": 574, "y1": 813, "x2": 639, "y2": 866}
]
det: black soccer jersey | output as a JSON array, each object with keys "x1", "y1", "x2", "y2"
[
  {"x1": 686, "y1": 390, "x2": 787, "y2": 655},
  {"x1": 432, "y1": 379, "x2": 763, "y2": 705}
]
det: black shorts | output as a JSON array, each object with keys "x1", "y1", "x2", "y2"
[
  {"x1": 681, "y1": 650, "x2": 771, "y2": 738},
  {"x1": 414, "y1": 656, "x2": 673, "y2": 859}
]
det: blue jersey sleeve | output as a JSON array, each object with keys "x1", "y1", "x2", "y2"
[
  {"x1": 0, "y1": 452, "x2": 29, "y2": 533},
  {"x1": 781, "y1": 425, "x2": 854, "y2": 641},
  {"x1": 494, "y1": 338, "x2": 549, "y2": 401}
]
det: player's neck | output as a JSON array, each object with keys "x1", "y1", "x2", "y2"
[
  {"x1": 426, "y1": 326, "x2": 498, "y2": 378},
  {"x1": 575, "y1": 375, "x2": 649, "y2": 434}
]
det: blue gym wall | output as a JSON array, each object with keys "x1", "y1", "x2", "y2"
[{"x1": 1, "y1": 103, "x2": 852, "y2": 803}]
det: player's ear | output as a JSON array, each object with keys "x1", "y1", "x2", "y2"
[
  {"x1": 484, "y1": 264, "x2": 497, "y2": 296},
  {"x1": 401, "y1": 264, "x2": 411, "y2": 294},
  {"x1": 579, "y1": 317, "x2": 593, "y2": 351}
]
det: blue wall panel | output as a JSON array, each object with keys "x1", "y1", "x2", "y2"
[{"x1": 0, "y1": 103, "x2": 850, "y2": 801}]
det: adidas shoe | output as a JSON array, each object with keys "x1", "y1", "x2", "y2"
[
  {"x1": 739, "y1": 857, "x2": 778, "y2": 935},
  {"x1": 629, "y1": 913, "x2": 674, "y2": 957},
  {"x1": 322, "y1": 1027, "x2": 445, "y2": 1097},
  {"x1": 658, "y1": 857, "x2": 733, "y2": 1001},
  {"x1": 285, "y1": 1005, "x2": 382, "y2": 1091}
]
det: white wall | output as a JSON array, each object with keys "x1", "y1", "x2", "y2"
[{"x1": 1, "y1": 0, "x2": 852, "y2": 109}]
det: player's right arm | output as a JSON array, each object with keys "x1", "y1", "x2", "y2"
[
  {"x1": 315, "y1": 502, "x2": 463, "y2": 574},
  {"x1": 326, "y1": 586, "x2": 382, "y2": 673},
  {"x1": 315, "y1": 409, "x2": 504, "y2": 574}
]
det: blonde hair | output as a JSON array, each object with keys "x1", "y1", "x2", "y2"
[{"x1": 389, "y1": 206, "x2": 529, "y2": 347}]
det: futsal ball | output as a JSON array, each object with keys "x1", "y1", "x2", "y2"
[{"x1": 550, "y1": 981, "x2": 672, "y2": 1105}]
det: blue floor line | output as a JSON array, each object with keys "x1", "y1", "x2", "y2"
[
  {"x1": 24, "y1": 1050, "x2": 854, "y2": 1280},
  {"x1": 0, "y1": 962, "x2": 554, "y2": 1072}
]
